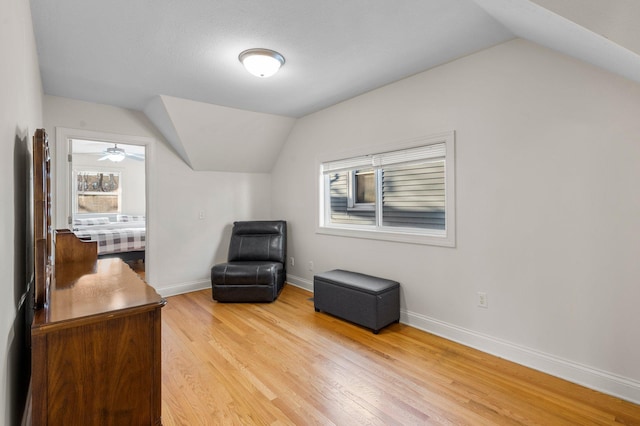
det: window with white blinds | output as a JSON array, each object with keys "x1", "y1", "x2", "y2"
[{"x1": 318, "y1": 131, "x2": 455, "y2": 247}]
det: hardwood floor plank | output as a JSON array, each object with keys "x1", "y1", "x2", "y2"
[{"x1": 161, "y1": 285, "x2": 640, "y2": 425}]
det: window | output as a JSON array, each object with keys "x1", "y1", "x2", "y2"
[
  {"x1": 348, "y1": 169, "x2": 375, "y2": 209},
  {"x1": 318, "y1": 131, "x2": 455, "y2": 246},
  {"x1": 75, "y1": 171, "x2": 122, "y2": 214}
]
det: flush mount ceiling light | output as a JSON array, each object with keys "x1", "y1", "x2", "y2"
[{"x1": 238, "y1": 48, "x2": 285, "y2": 78}]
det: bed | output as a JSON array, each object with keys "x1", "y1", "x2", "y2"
[{"x1": 73, "y1": 215, "x2": 146, "y2": 262}]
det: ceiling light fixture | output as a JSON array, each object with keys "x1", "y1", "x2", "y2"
[
  {"x1": 101, "y1": 145, "x2": 126, "y2": 162},
  {"x1": 238, "y1": 48, "x2": 285, "y2": 78},
  {"x1": 107, "y1": 151, "x2": 126, "y2": 162}
]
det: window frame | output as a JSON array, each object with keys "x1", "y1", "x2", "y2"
[{"x1": 317, "y1": 131, "x2": 456, "y2": 247}]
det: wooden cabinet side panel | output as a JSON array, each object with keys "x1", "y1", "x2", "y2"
[
  {"x1": 151, "y1": 308, "x2": 162, "y2": 425},
  {"x1": 46, "y1": 326, "x2": 88, "y2": 423},
  {"x1": 38, "y1": 309, "x2": 160, "y2": 425},
  {"x1": 31, "y1": 333, "x2": 48, "y2": 426},
  {"x1": 99, "y1": 311, "x2": 155, "y2": 425}
]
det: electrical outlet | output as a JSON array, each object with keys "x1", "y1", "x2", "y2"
[
  {"x1": 198, "y1": 210, "x2": 205, "y2": 220},
  {"x1": 290, "y1": 257, "x2": 295, "y2": 267},
  {"x1": 477, "y1": 292, "x2": 488, "y2": 308},
  {"x1": 308, "y1": 261, "x2": 314, "y2": 271}
]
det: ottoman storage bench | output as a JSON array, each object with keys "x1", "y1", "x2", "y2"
[{"x1": 313, "y1": 269, "x2": 400, "y2": 334}]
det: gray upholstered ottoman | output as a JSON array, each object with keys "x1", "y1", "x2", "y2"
[{"x1": 313, "y1": 269, "x2": 400, "y2": 334}]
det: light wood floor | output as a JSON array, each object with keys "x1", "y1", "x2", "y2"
[{"x1": 161, "y1": 285, "x2": 640, "y2": 425}]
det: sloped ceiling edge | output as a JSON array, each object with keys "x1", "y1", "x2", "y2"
[
  {"x1": 143, "y1": 95, "x2": 194, "y2": 168},
  {"x1": 473, "y1": 0, "x2": 640, "y2": 85},
  {"x1": 151, "y1": 96, "x2": 296, "y2": 173}
]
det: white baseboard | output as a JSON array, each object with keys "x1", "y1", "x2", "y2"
[
  {"x1": 286, "y1": 274, "x2": 314, "y2": 292},
  {"x1": 402, "y1": 310, "x2": 640, "y2": 405},
  {"x1": 156, "y1": 279, "x2": 210, "y2": 298},
  {"x1": 156, "y1": 275, "x2": 313, "y2": 299}
]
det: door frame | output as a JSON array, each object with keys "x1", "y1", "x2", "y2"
[{"x1": 54, "y1": 127, "x2": 156, "y2": 285}]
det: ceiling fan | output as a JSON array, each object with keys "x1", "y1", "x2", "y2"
[{"x1": 98, "y1": 144, "x2": 144, "y2": 162}]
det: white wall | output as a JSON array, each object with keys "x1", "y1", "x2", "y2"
[
  {"x1": 0, "y1": 0, "x2": 43, "y2": 423},
  {"x1": 44, "y1": 95, "x2": 273, "y2": 296},
  {"x1": 271, "y1": 39, "x2": 640, "y2": 402}
]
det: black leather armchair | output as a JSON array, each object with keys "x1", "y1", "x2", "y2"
[{"x1": 211, "y1": 220, "x2": 287, "y2": 302}]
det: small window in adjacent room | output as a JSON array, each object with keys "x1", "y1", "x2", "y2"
[
  {"x1": 318, "y1": 131, "x2": 455, "y2": 247},
  {"x1": 75, "y1": 171, "x2": 122, "y2": 214}
]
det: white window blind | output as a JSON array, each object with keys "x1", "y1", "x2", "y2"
[
  {"x1": 322, "y1": 143, "x2": 445, "y2": 173},
  {"x1": 372, "y1": 143, "x2": 445, "y2": 167},
  {"x1": 321, "y1": 155, "x2": 373, "y2": 174}
]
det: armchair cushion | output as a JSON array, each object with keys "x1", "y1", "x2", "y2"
[
  {"x1": 228, "y1": 221, "x2": 286, "y2": 264},
  {"x1": 211, "y1": 261, "x2": 283, "y2": 286}
]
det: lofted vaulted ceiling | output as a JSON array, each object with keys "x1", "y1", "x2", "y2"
[{"x1": 30, "y1": 0, "x2": 640, "y2": 172}]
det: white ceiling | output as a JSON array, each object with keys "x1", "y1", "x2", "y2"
[
  {"x1": 30, "y1": 0, "x2": 513, "y2": 118},
  {"x1": 29, "y1": 0, "x2": 640, "y2": 172}
]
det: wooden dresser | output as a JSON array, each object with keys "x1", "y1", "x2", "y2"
[{"x1": 30, "y1": 129, "x2": 165, "y2": 425}]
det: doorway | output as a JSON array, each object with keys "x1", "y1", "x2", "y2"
[{"x1": 55, "y1": 128, "x2": 153, "y2": 281}]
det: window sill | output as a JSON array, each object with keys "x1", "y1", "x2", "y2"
[
  {"x1": 346, "y1": 206, "x2": 375, "y2": 213},
  {"x1": 316, "y1": 225, "x2": 455, "y2": 247}
]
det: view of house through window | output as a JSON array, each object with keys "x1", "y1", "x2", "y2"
[
  {"x1": 319, "y1": 132, "x2": 455, "y2": 246},
  {"x1": 352, "y1": 169, "x2": 375, "y2": 207}
]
